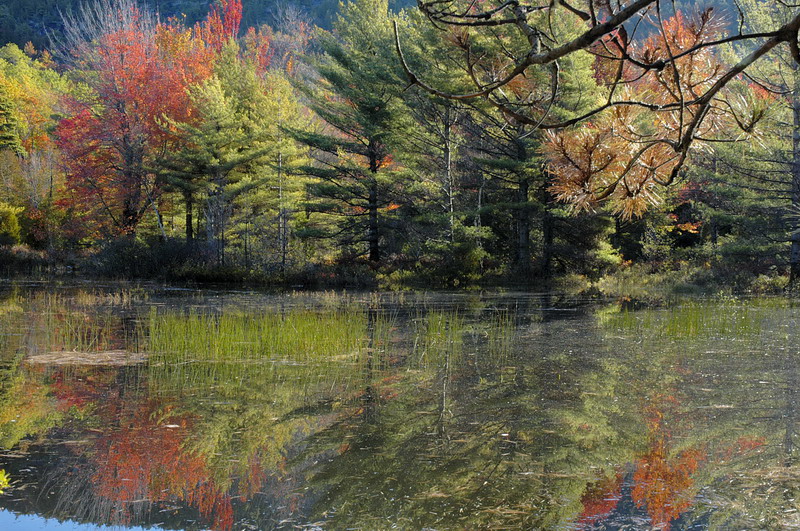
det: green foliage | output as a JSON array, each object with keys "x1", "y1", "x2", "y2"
[
  {"x1": 0, "y1": 0, "x2": 794, "y2": 291},
  {"x1": 158, "y1": 42, "x2": 310, "y2": 272},
  {"x1": 0, "y1": 201, "x2": 22, "y2": 245},
  {"x1": 148, "y1": 306, "x2": 372, "y2": 363},
  {"x1": 290, "y1": 0, "x2": 411, "y2": 263},
  {"x1": 0, "y1": 469, "x2": 9, "y2": 493},
  {"x1": 0, "y1": 353, "x2": 65, "y2": 449},
  {"x1": 0, "y1": 86, "x2": 24, "y2": 157}
]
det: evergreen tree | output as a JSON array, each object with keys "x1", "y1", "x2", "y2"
[
  {"x1": 227, "y1": 71, "x2": 310, "y2": 272},
  {"x1": 0, "y1": 86, "x2": 24, "y2": 158},
  {"x1": 457, "y1": 15, "x2": 613, "y2": 282},
  {"x1": 391, "y1": 10, "x2": 491, "y2": 284},
  {"x1": 291, "y1": 0, "x2": 408, "y2": 263},
  {"x1": 159, "y1": 45, "x2": 278, "y2": 265}
]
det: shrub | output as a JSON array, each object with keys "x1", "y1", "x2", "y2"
[
  {"x1": 84, "y1": 236, "x2": 193, "y2": 279},
  {"x1": 0, "y1": 202, "x2": 23, "y2": 246}
]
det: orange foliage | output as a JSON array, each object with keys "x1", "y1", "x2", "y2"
[
  {"x1": 195, "y1": 0, "x2": 243, "y2": 52},
  {"x1": 631, "y1": 395, "x2": 705, "y2": 530},
  {"x1": 720, "y1": 436, "x2": 766, "y2": 461},
  {"x1": 578, "y1": 473, "x2": 623, "y2": 526},
  {"x1": 376, "y1": 154, "x2": 395, "y2": 170},
  {"x1": 56, "y1": 1, "x2": 243, "y2": 237},
  {"x1": 50, "y1": 367, "x2": 118, "y2": 412},
  {"x1": 632, "y1": 441, "x2": 703, "y2": 529},
  {"x1": 239, "y1": 453, "x2": 268, "y2": 502},
  {"x1": 546, "y1": 9, "x2": 769, "y2": 219},
  {"x1": 674, "y1": 221, "x2": 701, "y2": 234},
  {"x1": 734, "y1": 436, "x2": 766, "y2": 454},
  {"x1": 243, "y1": 26, "x2": 274, "y2": 73},
  {"x1": 91, "y1": 401, "x2": 234, "y2": 530}
]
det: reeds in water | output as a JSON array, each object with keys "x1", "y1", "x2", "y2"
[
  {"x1": 485, "y1": 310, "x2": 515, "y2": 366},
  {"x1": 146, "y1": 307, "x2": 399, "y2": 398},
  {"x1": 411, "y1": 310, "x2": 465, "y2": 369},
  {"x1": 147, "y1": 307, "x2": 370, "y2": 363}
]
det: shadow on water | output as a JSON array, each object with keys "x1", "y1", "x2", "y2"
[{"x1": 0, "y1": 285, "x2": 798, "y2": 529}]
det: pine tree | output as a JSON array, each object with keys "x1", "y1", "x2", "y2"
[
  {"x1": 159, "y1": 46, "x2": 277, "y2": 265},
  {"x1": 0, "y1": 86, "x2": 24, "y2": 158},
  {"x1": 460, "y1": 18, "x2": 610, "y2": 281},
  {"x1": 291, "y1": 0, "x2": 408, "y2": 263}
]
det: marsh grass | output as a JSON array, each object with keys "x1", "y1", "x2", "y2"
[
  {"x1": 145, "y1": 306, "x2": 402, "y2": 398},
  {"x1": 72, "y1": 288, "x2": 146, "y2": 307},
  {"x1": 43, "y1": 309, "x2": 119, "y2": 353},
  {"x1": 10, "y1": 290, "x2": 524, "y2": 399},
  {"x1": 411, "y1": 310, "x2": 465, "y2": 369},
  {"x1": 0, "y1": 293, "x2": 23, "y2": 317},
  {"x1": 10, "y1": 291, "x2": 142, "y2": 355},
  {"x1": 598, "y1": 299, "x2": 779, "y2": 339},
  {"x1": 365, "y1": 309, "x2": 397, "y2": 372},
  {"x1": 485, "y1": 309, "x2": 516, "y2": 366},
  {"x1": 147, "y1": 307, "x2": 370, "y2": 362}
]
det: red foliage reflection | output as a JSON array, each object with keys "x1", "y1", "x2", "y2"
[
  {"x1": 632, "y1": 396, "x2": 705, "y2": 530},
  {"x1": 91, "y1": 401, "x2": 234, "y2": 530},
  {"x1": 578, "y1": 473, "x2": 623, "y2": 526}
]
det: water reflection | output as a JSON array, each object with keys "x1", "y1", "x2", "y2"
[{"x1": 0, "y1": 287, "x2": 798, "y2": 529}]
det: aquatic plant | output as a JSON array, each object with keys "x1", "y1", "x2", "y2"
[{"x1": 411, "y1": 310, "x2": 464, "y2": 369}]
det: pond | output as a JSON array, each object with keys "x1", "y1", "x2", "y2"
[{"x1": 0, "y1": 283, "x2": 797, "y2": 530}]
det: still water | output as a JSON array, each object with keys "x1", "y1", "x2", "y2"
[{"x1": 0, "y1": 283, "x2": 797, "y2": 530}]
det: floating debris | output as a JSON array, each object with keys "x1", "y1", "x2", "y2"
[{"x1": 24, "y1": 350, "x2": 147, "y2": 366}]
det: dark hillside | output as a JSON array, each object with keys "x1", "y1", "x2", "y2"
[{"x1": 0, "y1": 0, "x2": 414, "y2": 50}]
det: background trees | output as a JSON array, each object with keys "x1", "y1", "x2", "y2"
[
  {"x1": 161, "y1": 46, "x2": 305, "y2": 266},
  {"x1": 0, "y1": 43, "x2": 68, "y2": 249},
  {"x1": 0, "y1": 0, "x2": 799, "y2": 290}
]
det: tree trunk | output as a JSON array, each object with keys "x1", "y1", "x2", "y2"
[
  {"x1": 278, "y1": 152, "x2": 288, "y2": 272},
  {"x1": 475, "y1": 175, "x2": 485, "y2": 274},
  {"x1": 540, "y1": 184, "x2": 554, "y2": 282},
  {"x1": 790, "y1": 66, "x2": 800, "y2": 288},
  {"x1": 443, "y1": 107, "x2": 455, "y2": 242},
  {"x1": 516, "y1": 177, "x2": 531, "y2": 277},
  {"x1": 154, "y1": 203, "x2": 166, "y2": 241},
  {"x1": 513, "y1": 137, "x2": 531, "y2": 278},
  {"x1": 368, "y1": 148, "x2": 380, "y2": 263},
  {"x1": 184, "y1": 191, "x2": 193, "y2": 242},
  {"x1": 206, "y1": 171, "x2": 228, "y2": 267},
  {"x1": 368, "y1": 180, "x2": 380, "y2": 263}
]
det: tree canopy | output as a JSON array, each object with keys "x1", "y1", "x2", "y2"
[{"x1": 0, "y1": 0, "x2": 798, "y2": 291}]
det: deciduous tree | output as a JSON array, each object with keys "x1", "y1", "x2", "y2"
[{"x1": 55, "y1": 0, "x2": 240, "y2": 238}]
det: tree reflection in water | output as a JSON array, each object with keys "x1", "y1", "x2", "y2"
[{"x1": 0, "y1": 289, "x2": 798, "y2": 529}]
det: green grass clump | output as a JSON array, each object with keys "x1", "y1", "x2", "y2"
[
  {"x1": 147, "y1": 307, "x2": 370, "y2": 363},
  {"x1": 411, "y1": 310, "x2": 465, "y2": 369},
  {"x1": 43, "y1": 309, "x2": 118, "y2": 353},
  {"x1": 146, "y1": 307, "x2": 398, "y2": 400},
  {"x1": 486, "y1": 310, "x2": 515, "y2": 365}
]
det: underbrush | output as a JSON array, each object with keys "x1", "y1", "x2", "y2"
[
  {"x1": 0, "y1": 245, "x2": 54, "y2": 276},
  {"x1": 7, "y1": 236, "x2": 792, "y2": 296},
  {"x1": 595, "y1": 262, "x2": 788, "y2": 301}
]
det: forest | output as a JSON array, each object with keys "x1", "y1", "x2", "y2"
[{"x1": 0, "y1": 0, "x2": 798, "y2": 292}]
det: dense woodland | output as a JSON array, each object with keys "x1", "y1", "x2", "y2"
[{"x1": 0, "y1": 0, "x2": 798, "y2": 291}]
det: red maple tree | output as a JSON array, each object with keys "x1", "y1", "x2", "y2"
[{"x1": 56, "y1": 0, "x2": 245, "y2": 238}]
